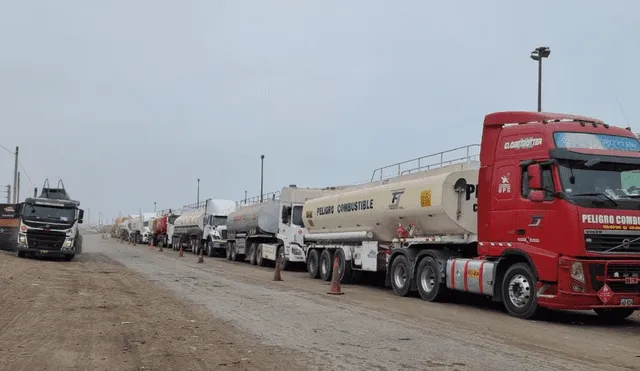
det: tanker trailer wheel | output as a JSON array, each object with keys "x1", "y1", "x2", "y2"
[
  {"x1": 416, "y1": 257, "x2": 446, "y2": 302},
  {"x1": 249, "y1": 243, "x2": 258, "y2": 265},
  {"x1": 307, "y1": 249, "x2": 320, "y2": 279},
  {"x1": 501, "y1": 263, "x2": 539, "y2": 319},
  {"x1": 334, "y1": 248, "x2": 354, "y2": 284},
  {"x1": 225, "y1": 243, "x2": 232, "y2": 260},
  {"x1": 390, "y1": 255, "x2": 411, "y2": 297},
  {"x1": 319, "y1": 249, "x2": 334, "y2": 281},
  {"x1": 231, "y1": 243, "x2": 240, "y2": 261},
  {"x1": 256, "y1": 245, "x2": 265, "y2": 266}
]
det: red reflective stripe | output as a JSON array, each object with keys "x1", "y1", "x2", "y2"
[
  {"x1": 463, "y1": 260, "x2": 470, "y2": 292},
  {"x1": 450, "y1": 258, "x2": 456, "y2": 288},
  {"x1": 479, "y1": 261, "x2": 485, "y2": 294}
]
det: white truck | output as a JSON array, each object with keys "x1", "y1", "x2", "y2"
[
  {"x1": 225, "y1": 185, "x2": 348, "y2": 269},
  {"x1": 167, "y1": 208, "x2": 183, "y2": 249},
  {"x1": 171, "y1": 199, "x2": 236, "y2": 256},
  {"x1": 302, "y1": 146, "x2": 480, "y2": 286}
]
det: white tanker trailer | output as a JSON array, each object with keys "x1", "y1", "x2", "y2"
[
  {"x1": 302, "y1": 146, "x2": 481, "y2": 299},
  {"x1": 171, "y1": 199, "x2": 236, "y2": 256},
  {"x1": 226, "y1": 186, "x2": 347, "y2": 269}
]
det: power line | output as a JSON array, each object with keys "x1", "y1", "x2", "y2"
[
  {"x1": 0, "y1": 143, "x2": 13, "y2": 155},
  {"x1": 18, "y1": 160, "x2": 35, "y2": 187}
]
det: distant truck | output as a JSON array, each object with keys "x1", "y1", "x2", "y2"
[
  {"x1": 302, "y1": 111, "x2": 640, "y2": 321},
  {"x1": 225, "y1": 186, "x2": 347, "y2": 269},
  {"x1": 15, "y1": 179, "x2": 84, "y2": 261},
  {"x1": 171, "y1": 199, "x2": 236, "y2": 256}
]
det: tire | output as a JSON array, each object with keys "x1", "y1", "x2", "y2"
[
  {"x1": 319, "y1": 249, "x2": 333, "y2": 281},
  {"x1": 64, "y1": 254, "x2": 75, "y2": 262},
  {"x1": 249, "y1": 243, "x2": 258, "y2": 265},
  {"x1": 75, "y1": 234, "x2": 83, "y2": 255},
  {"x1": 334, "y1": 248, "x2": 353, "y2": 284},
  {"x1": 415, "y1": 256, "x2": 446, "y2": 302},
  {"x1": 277, "y1": 245, "x2": 289, "y2": 271},
  {"x1": 390, "y1": 255, "x2": 411, "y2": 297},
  {"x1": 256, "y1": 245, "x2": 264, "y2": 266},
  {"x1": 17, "y1": 251, "x2": 26, "y2": 258},
  {"x1": 207, "y1": 241, "x2": 214, "y2": 257},
  {"x1": 307, "y1": 249, "x2": 320, "y2": 279},
  {"x1": 231, "y1": 243, "x2": 240, "y2": 261},
  {"x1": 501, "y1": 263, "x2": 539, "y2": 319},
  {"x1": 225, "y1": 243, "x2": 232, "y2": 260},
  {"x1": 593, "y1": 308, "x2": 635, "y2": 322}
]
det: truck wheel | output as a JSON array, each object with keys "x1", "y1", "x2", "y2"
[
  {"x1": 335, "y1": 248, "x2": 353, "y2": 284},
  {"x1": 256, "y1": 245, "x2": 265, "y2": 266},
  {"x1": 390, "y1": 255, "x2": 411, "y2": 297},
  {"x1": 75, "y1": 234, "x2": 83, "y2": 255},
  {"x1": 277, "y1": 245, "x2": 289, "y2": 271},
  {"x1": 319, "y1": 249, "x2": 333, "y2": 281},
  {"x1": 307, "y1": 249, "x2": 320, "y2": 279},
  {"x1": 502, "y1": 263, "x2": 539, "y2": 319},
  {"x1": 17, "y1": 251, "x2": 26, "y2": 258},
  {"x1": 231, "y1": 244, "x2": 240, "y2": 261},
  {"x1": 249, "y1": 243, "x2": 258, "y2": 265},
  {"x1": 207, "y1": 241, "x2": 214, "y2": 257},
  {"x1": 593, "y1": 308, "x2": 635, "y2": 322},
  {"x1": 226, "y1": 243, "x2": 232, "y2": 260},
  {"x1": 64, "y1": 254, "x2": 75, "y2": 262},
  {"x1": 415, "y1": 257, "x2": 445, "y2": 302}
]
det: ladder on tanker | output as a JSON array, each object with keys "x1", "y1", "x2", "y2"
[
  {"x1": 39, "y1": 179, "x2": 72, "y2": 201},
  {"x1": 369, "y1": 144, "x2": 480, "y2": 182},
  {"x1": 236, "y1": 191, "x2": 280, "y2": 208}
]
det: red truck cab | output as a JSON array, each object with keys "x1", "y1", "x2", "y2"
[{"x1": 478, "y1": 111, "x2": 640, "y2": 319}]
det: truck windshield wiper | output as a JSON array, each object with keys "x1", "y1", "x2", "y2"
[{"x1": 571, "y1": 192, "x2": 618, "y2": 206}]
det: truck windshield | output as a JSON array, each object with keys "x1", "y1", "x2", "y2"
[
  {"x1": 292, "y1": 206, "x2": 304, "y2": 226},
  {"x1": 23, "y1": 204, "x2": 76, "y2": 222},
  {"x1": 557, "y1": 160, "x2": 640, "y2": 209},
  {"x1": 212, "y1": 216, "x2": 227, "y2": 226}
]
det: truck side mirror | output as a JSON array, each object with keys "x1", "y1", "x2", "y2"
[
  {"x1": 78, "y1": 209, "x2": 84, "y2": 223},
  {"x1": 527, "y1": 164, "x2": 542, "y2": 190}
]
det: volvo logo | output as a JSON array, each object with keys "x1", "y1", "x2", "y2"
[{"x1": 621, "y1": 239, "x2": 631, "y2": 249}]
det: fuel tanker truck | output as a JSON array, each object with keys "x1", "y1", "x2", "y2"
[
  {"x1": 225, "y1": 186, "x2": 348, "y2": 269},
  {"x1": 171, "y1": 199, "x2": 236, "y2": 256},
  {"x1": 302, "y1": 111, "x2": 640, "y2": 321}
]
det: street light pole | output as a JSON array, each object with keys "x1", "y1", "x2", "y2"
[
  {"x1": 154, "y1": 202, "x2": 156, "y2": 213},
  {"x1": 530, "y1": 46, "x2": 550, "y2": 112},
  {"x1": 197, "y1": 179, "x2": 200, "y2": 204},
  {"x1": 260, "y1": 155, "x2": 265, "y2": 203}
]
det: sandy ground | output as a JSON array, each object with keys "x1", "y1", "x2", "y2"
[
  {"x1": 1, "y1": 235, "x2": 639, "y2": 371},
  {"x1": 0, "y1": 243, "x2": 305, "y2": 371}
]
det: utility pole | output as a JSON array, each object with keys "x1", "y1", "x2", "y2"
[
  {"x1": 197, "y1": 179, "x2": 200, "y2": 204},
  {"x1": 12, "y1": 146, "x2": 18, "y2": 203},
  {"x1": 4, "y1": 185, "x2": 10, "y2": 203},
  {"x1": 16, "y1": 172, "x2": 20, "y2": 203},
  {"x1": 154, "y1": 201, "x2": 156, "y2": 213},
  {"x1": 260, "y1": 155, "x2": 265, "y2": 203},
  {"x1": 244, "y1": 190, "x2": 247, "y2": 204},
  {"x1": 88, "y1": 208, "x2": 91, "y2": 226}
]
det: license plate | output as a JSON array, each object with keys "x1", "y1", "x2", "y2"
[
  {"x1": 625, "y1": 277, "x2": 639, "y2": 284},
  {"x1": 620, "y1": 298, "x2": 634, "y2": 306},
  {"x1": 39, "y1": 250, "x2": 48, "y2": 254}
]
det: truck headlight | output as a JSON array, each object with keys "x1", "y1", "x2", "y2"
[
  {"x1": 291, "y1": 246, "x2": 303, "y2": 256},
  {"x1": 63, "y1": 238, "x2": 74, "y2": 248},
  {"x1": 66, "y1": 229, "x2": 73, "y2": 237},
  {"x1": 18, "y1": 234, "x2": 27, "y2": 245},
  {"x1": 570, "y1": 262, "x2": 585, "y2": 284}
]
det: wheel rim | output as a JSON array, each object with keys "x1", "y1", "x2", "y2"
[
  {"x1": 419, "y1": 265, "x2": 436, "y2": 293},
  {"x1": 508, "y1": 274, "x2": 531, "y2": 308},
  {"x1": 321, "y1": 256, "x2": 328, "y2": 276},
  {"x1": 393, "y1": 263, "x2": 407, "y2": 288}
]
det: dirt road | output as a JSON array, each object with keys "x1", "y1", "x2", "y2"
[
  {"x1": 1, "y1": 236, "x2": 638, "y2": 371},
  {"x1": 96, "y1": 237, "x2": 639, "y2": 370},
  {"x1": 0, "y1": 244, "x2": 305, "y2": 371}
]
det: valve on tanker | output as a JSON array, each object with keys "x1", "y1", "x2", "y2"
[{"x1": 396, "y1": 223, "x2": 409, "y2": 239}]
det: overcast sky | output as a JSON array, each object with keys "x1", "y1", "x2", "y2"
[{"x1": 0, "y1": 1, "x2": 638, "y2": 223}]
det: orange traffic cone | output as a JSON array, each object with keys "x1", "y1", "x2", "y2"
[
  {"x1": 273, "y1": 256, "x2": 283, "y2": 281},
  {"x1": 327, "y1": 255, "x2": 344, "y2": 295},
  {"x1": 197, "y1": 249, "x2": 204, "y2": 263},
  {"x1": 178, "y1": 246, "x2": 184, "y2": 257}
]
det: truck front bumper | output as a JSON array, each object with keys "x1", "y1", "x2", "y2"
[
  {"x1": 538, "y1": 258, "x2": 640, "y2": 310},
  {"x1": 17, "y1": 245, "x2": 76, "y2": 257}
]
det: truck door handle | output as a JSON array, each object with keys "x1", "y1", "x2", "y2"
[{"x1": 516, "y1": 229, "x2": 526, "y2": 235}]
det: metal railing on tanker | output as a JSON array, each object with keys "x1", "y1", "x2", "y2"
[
  {"x1": 369, "y1": 144, "x2": 481, "y2": 182},
  {"x1": 236, "y1": 191, "x2": 280, "y2": 208}
]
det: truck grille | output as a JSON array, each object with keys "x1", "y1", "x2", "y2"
[
  {"x1": 589, "y1": 263, "x2": 640, "y2": 293},
  {"x1": 220, "y1": 230, "x2": 227, "y2": 240},
  {"x1": 584, "y1": 234, "x2": 640, "y2": 253},
  {"x1": 27, "y1": 230, "x2": 66, "y2": 250}
]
